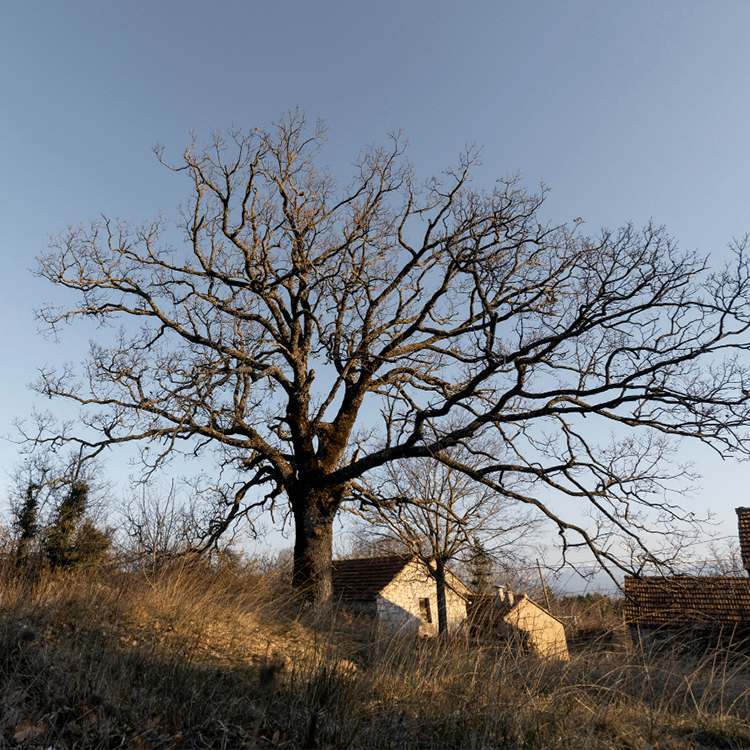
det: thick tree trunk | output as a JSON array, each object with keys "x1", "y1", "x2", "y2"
[
  {"x1": 435, "y1": 557, "x2": 449, "y2": 636},
  {"x1": 291, "y1": 492, "x2": 338, "y2": 603}
]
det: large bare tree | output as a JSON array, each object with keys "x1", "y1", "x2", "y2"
[{"x1": 31, "y1": 111, "x2": 750, "y2": 601}]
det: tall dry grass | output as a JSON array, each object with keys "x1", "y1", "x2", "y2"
[{"x1": 2, "y1": 558, "x2": 750, "y2": 749}]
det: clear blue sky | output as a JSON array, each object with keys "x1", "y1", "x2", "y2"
[{"x1": 2, "y1": 1, "x2": 750, "y2": 573}]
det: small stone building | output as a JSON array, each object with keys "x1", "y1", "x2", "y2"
[
  {"x1": 624, "y1": 508, "x2": 750, "y2": 650},
  {"x1": 624, "y1": 575, "x2": 750, "y2": 649},
  {"x1": 469, "y1": 589, "x2": 570, "y2": 660},
  {"x1": 332, "y1": 554, "x2": 469, "y2": 636}
]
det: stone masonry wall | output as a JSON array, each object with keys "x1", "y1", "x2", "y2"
[{"x1": 377, "y1": 562, "x2": 467, "y2": 636}]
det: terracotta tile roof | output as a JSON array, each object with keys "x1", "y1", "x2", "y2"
[
  {"x1": 467, "y1": 594, "x2": 513, "y2": 631},
  {"x1": 332, "y1": 555, "x2": 413, "y2": 601},
  {"x1": 468, "y1": 593, "x2": 562, "y2": 627},
  {"x1": 736, "y1": 507, "x2": 750, "y2": 573},
  {"x1": 625, "y1": 575, "x2": 750, "y2": 628}
]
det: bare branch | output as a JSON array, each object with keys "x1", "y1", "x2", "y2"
[{"x1": 30, "y1": 111, "x2": 750, "y2": 600}]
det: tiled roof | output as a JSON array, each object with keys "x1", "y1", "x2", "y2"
[
  {"x1": 736, "y1": 507, "x2": 750, "y2": 573},
  {"x1": 467, "y1": 593, "x2": 517, "y2": 627},
  {"x1": 332, "y1": 555, "x2": 413, "y2": 601},
  {"x1": 625, "y1": 575, "x2": 750, "y2": 628},
  {"x1": 468, "y1": 593, "x2": 562, "y2": 627}
]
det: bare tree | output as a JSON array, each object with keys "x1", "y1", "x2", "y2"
[
  {"x1": 691, "y1": 539, "x2": 746, "y2": 577},
  {"x1": 352, "y1": 450, "x2": 539, "y2": 634},
  {"x1": 118, "y1": 476, "x2": 247, "y2": 571},
  {"x1": 29, "y1": 111, "x2": 750, "y2": 602},
  {"x1": 120, "y1": 482, "x2": 196, "y2": 570}
]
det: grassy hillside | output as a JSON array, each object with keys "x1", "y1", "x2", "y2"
[{"x1": 2, "y1": 560, "x2": 750, "y2": 749}]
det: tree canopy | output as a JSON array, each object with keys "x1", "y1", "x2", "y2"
[{"x1": 31, "y1": 111, "x2": 750, "y2": 600}]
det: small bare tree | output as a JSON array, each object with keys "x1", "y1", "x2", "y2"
[
  {"x1": 121, "y1": 482, "x2": 196, "y2": 570},
  {"x1": 119, "y1": 477, "x2": 246, "y2": 571},
  {"x1": 353, "y1": 449, "x2": 539, "y2": 634},
  {"x1": 28, "y1": 111, "x2": 750, "y2": 602}
]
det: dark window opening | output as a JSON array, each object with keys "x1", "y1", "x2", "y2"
[{"x1": 419, "y1": 597, "x2": 433, "y2": 624}]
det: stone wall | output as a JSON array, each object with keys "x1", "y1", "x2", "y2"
[
  {"x1": 504, "y1": 596, "x2": 569, "y2": 660},
  {"x1": 377, "y1": 562, "x2": 468, "y2": 636}
]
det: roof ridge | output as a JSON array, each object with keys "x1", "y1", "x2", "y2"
[{"x1": 332, "y1": 554, "x2": 415, "y2": 601}]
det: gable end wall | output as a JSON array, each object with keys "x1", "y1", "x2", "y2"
[{"x1": 377, "y1": 562, "x2": 467, "y2": 635}]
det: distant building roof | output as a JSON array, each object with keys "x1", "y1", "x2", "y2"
[
  {"x1": 736, "y1": 507, "x2": 750, "y2": 574},
  {"x1": 625, "y1": 575, "x2": 750, "y2": 629},
  {"x1": 332, "y1": 554, "x2": 413, "y2": 601},
  {"x1": 469, "y1": 593, "x2": 565, "y2": 627}
]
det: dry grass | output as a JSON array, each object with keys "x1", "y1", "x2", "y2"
[{"x1": 2, "y1": 561, "x2": 750, "y2": 749}]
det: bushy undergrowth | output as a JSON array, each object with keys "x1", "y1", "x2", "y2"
[{"x1": 2, "y1": 560, "x2": 750, "y2": 749}]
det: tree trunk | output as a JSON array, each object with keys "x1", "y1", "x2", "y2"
[
  {"x1": 435, "y1": 557, "x2": 449, "y2": 636},
  {"x1": 291, "y1": 492, "x2": 338, "y2": 603}
]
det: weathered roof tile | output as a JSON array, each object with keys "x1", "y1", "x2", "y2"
[
  {"x1": 332, "y1": 555, "x2": 413, "y2": 601},
  {"x1": 625, "y1": 575, "x2": 750, "y2": 628}
]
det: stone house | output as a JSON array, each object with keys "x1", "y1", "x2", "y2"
[
  {"x1": 469, "y1": 588, "x2": 570, "y2": 660},
  {"x1": 332, "y1": 554, "x2": 469, "y2": 636},
  {"x1": 624, "y1": 574, "x2": 750, "y2": 649},
  {"x1": 624, "y1": 508, "x2": 750, "y2": 649}
]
